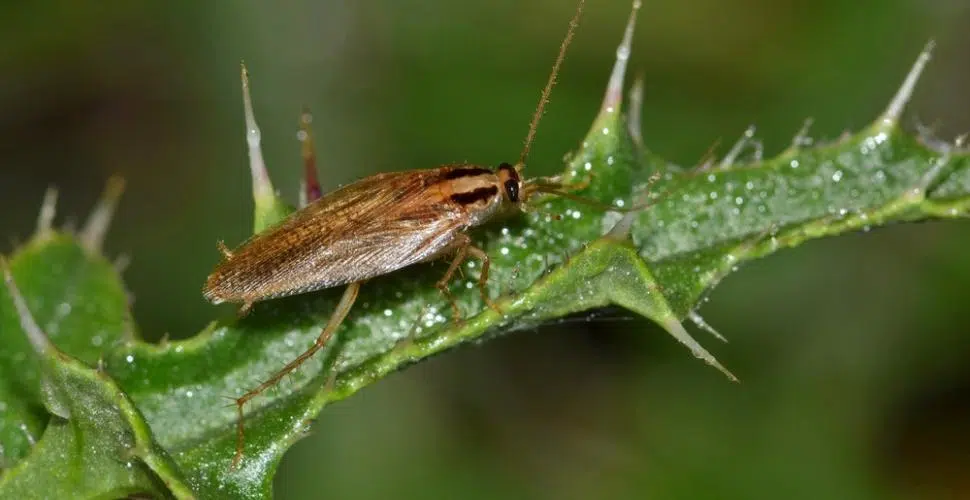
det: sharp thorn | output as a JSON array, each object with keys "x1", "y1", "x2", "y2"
[
  {"x1": 35, "y1": 187, "x2": 58, "y2": 240},
  {"x1": 240, "y1": 63, "x2": 276, "y2": 205},
  {"x1": 880, "y1": 40, "x2": 934, "y2": 129},
  {"x1": 601, "y1": 0, "x2": 642, "y2": 114},
  {"x1": 662, "y1": 317, "x2": 737, "y2": 382},
  {"x1": 0, "y1": 257, "x2": 52, "y2": 354},
  {"x1": 790, "y1": 117, "x2": 815, "y2": 150},
  {"x1": 688, "y1": 311, "x2": 728, "y2": 343},
  {"x1": 627, "y1": 73, "x2": 646, "y2": 148},
  {"x1": 80, "y1": 176, "x2": 125, "y2": 254},
  {"x1": 299, "y1": 106, "x2": 322, "y2": 206},
  {"x1": 112, "y1": 253, "x2": 131, "y2": 273},
  {"x1": 720, "y1": 125, "x2": 756, "y2": 168}
]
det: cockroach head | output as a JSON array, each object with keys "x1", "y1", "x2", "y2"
[{"x1": 496, "y1": 162, "x2": 522, "y2": 204}]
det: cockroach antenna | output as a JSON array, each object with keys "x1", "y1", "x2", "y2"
[{"x1": 516, "y1": 0, "x2": 586, "y2": 170}]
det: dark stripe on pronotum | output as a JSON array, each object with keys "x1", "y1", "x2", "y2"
[
  {"x1": 442, "y1": 167, "x2": 493, "y2": 180},
  {"x1": 450, "y1": 186, "x2": 499, "y2": 205}
]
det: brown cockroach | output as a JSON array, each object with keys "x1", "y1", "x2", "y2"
[{"x1": 204, "y1": 0, "x2": 636, "y2": 468}]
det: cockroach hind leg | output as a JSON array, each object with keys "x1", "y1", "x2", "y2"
[{"x1": 228, "y1": 282, "x2": 360, "y2": 470}]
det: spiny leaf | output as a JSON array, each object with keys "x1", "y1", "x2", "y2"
[
  {"x1": 0, "y1": 182, "x2": 132, "y2": 467},
  {"x1": 1, "y1": 4, "x2": 967, "y2": 499},
  {"x1": 0, "y1": 258, "x2": 193, "y2": 499}
]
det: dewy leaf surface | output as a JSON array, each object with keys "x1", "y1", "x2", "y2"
[
  {"x1": 1, "y1": 4, "x2": 968, "y2": 499},
  {"x1": 0, "y1": 259, "x2": 193, "y2": 499},
  {"x1": 0, "y1": 200, "x2": 133, "y2": 467}
]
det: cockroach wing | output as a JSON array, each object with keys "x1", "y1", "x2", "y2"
[{"x1": 204, "y1": 169, "x2": 466, "y2": 304}]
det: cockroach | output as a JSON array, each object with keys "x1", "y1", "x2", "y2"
[{"x1": 205, "y1": 0, "x2": 636, "y2": 468}]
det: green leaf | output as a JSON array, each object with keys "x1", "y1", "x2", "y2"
[
  {"x1": 2, "y1": 6, "x2": 968, "y2": 499},
  {"x1": 0, "y1": 183, "x2": 132, "y2": 467},
  {"x1": 0, "y1": 258, "x2": 193, "y2": 499}
]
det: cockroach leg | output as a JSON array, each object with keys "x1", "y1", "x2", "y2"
[
  {"x1": 435, "y1": 242, "x2": 468, "y2": 323},
  {"x1": 236, "y1": 301, "x2": 253, "y2": 318},
  {"x1": 435, "y1": 235, "x2": 502, "y2": 322},
  {"x1": 217, "y1": 241, "x2": 234, "y2": 260},
  {"x1": 230, "y1": 281, "x2": 361, "y2": 470},
  {"x1": 465, "y1": 245, "x2": 502, "y2": 315},
  {"x1": 392, "y1": 304, "x2": 431, "y2": 355}
]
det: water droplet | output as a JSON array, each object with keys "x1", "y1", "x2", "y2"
[
  {"x1": 616, "y1": 44, "x2": 630, "y2": 61},
  {"x1": 831, "y1": 170, "x2": 844, "y2": 182},
  {"x1": 790, "y1": 160, "x2": 799, "y2": 169},
  {"x1": 383, "y1": 309, "x2": 392, "y2": 317},
  {"x1": 500, "y1": 247, "x2": 510, "y2": 255},
  {"x1": 735, "y1": 196, "x2": 744, "y2": 205},
  {"x1": 91, "y1": 335, "x2": 103, "y2": 347},
  {"x1": 607, "y1": 156, "x2": 615, "y2": 165},
  {"x1": 584, "y1": 162, "x2": 592, "y2": 171},
  {"x1": 501, "y1": 227, "x2": 510, "y2": 236},
  {"x1": 709, "y1": 192, "x2": 718, "y2": 200},
  {"x1": 613, "y1": 199, "x2": 625, "y2": 208},
  {"x1": 125, "y1": 355, "x2": 134, "y2": 363},
  {"x1": 571, "y1": 211, "x2": 582, "y2": 220},
  {"x1": 707, "y1": 174, "x2": 716, "y2": 183},
  {"x1": 186, "y1": 390, "x2": 194, "y2": 398},
  {"x1": 745, "y1": 181, "x2": 755, "y2": 190},
  {"x1": 602, "y1": 127, "x2": 610, "y2": 135}
]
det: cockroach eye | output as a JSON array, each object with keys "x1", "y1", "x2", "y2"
[
  {"x1": 497, "y1": 162, "x2": 521, "y2": 203},
  {"x1": 504, "y1": 179, "x2": 520, "y2": 202}
]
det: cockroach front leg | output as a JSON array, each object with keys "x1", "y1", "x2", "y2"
[
  {"x1": 435, "y1": 234, "x2": 502, "y2": 323},
  {"x1": 230, "y1": 281, "x2": 361, "y2": 470},
  {"x1": 466, "y1": 245, "x2": 502, "y2": 316}
]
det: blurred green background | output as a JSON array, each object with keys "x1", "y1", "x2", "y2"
[{"x1": 3, "y1": 0, "x2": 970, "y2": 498}]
